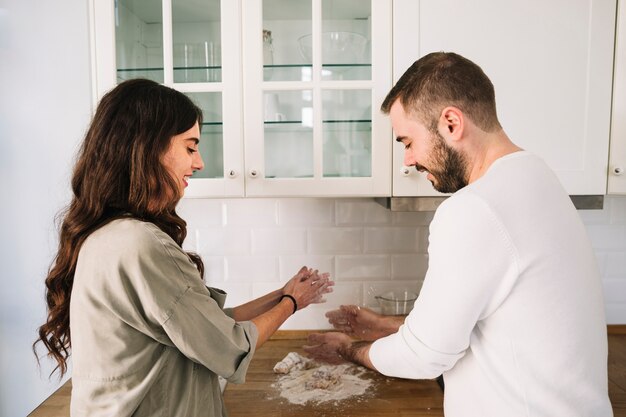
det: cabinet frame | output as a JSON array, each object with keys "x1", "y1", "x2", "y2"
[{"x1": 89, "y1": 0, "x2": 392, "y2": 198}]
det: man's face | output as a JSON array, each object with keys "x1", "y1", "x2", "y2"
[{"x1": 390, "y1": 101, "x2": 468, "y2": 193}]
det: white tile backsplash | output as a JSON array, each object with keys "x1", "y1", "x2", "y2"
[
  {"x1": 278, "y1": 255, "x2": 335, "y2": 281},
  {"x1": 278, "y1": 199, "x2": 335, "y2": 226},
  {"x1": 225, "y1": 255, "x2": 279, "y2": 282},
  {"x1": 610, "y1": 197, "x2": 626, "y2": 224},
  {"x1": 203, "y1": 256, "x2": 226, "y2": 285},
  {"x1": 364, "y1": 227, "x2": 426, "y2": 254},
  {"x1": 224, "y1": 199, "x2": 278, "y2": 227},
  {"x1": 251, "y1": 228, "x2": 307, "y2": 254},
  {"x1": 392, "y1": 254, "x2": 430, "y2": 279},
  {"x1": 392, "y1": 211, "x2": 436, "y2": 226},
  {"x1": 336, "y1": 255, "x2": 391, "y2": 280},
  {"x1": 178, "y1": 199, "x2": 224, "y2": 228},
  {"x1": 180, "y1": 196, "x2": 626, "y2": 326},
  {"x1": 602, "y1": 279, "x2": 626, "y2": 303},
  {"x1": 197, "y1": 228, "x2": 251, "y2": 255},
  {"x1": 336, "y1": 199, "x2": 392, "y2": 225},
  {"x1": 586, "y1": 225, "x2": 626, "y2": 250},
  {"x1": 309, "y1": 227, "x2": 363, "y2": 254},
  {"x1": 606, "y1": 252, "x2": 626, "y2": 278}
]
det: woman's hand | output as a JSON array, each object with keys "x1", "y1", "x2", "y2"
[
  {"x1": 326, "y1": 305, "x2": 400, "y2": 341},
  {"x1": 282, "y1": 266, "x2": 334, "y2": 311}
]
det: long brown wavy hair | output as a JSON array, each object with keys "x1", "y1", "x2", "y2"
[{"x1": 33, "y1": 79, "x2": 205, "y2": 377}]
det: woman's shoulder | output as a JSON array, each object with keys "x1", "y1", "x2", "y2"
[{"x1": 84, "y1": 218, "x2": 177, "y2": 257}]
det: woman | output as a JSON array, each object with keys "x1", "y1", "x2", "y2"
[{"x1": 34, "y1": 79, "x2": 333, "y2": 416}]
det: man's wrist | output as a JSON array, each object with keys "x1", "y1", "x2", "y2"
[{"x1": 338, "y1": 341, "x2": 373, "y2": 368}]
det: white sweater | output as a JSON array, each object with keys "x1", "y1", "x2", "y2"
[{"x1": 369, "y1": 151, "x2": 612, "y2": 417}]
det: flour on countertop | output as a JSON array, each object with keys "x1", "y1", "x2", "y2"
[{"x1": 271, "y1": 352, "x2": 374, "y2": 405}]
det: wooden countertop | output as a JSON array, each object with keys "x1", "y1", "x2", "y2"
[
  {"x1": 29, "y1": 331, "x2": 444, "y2": 417},
  {"x1": 27, "y1": 330, "x2": 626, "y2": 416},
  {"x1": 224, "y1": 331, "x2": 444, "y2": 417}
]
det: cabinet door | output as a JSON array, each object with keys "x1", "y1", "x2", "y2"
[
  {"x1": 90, "y1": 0, "x2": 245, "y2": 197},
  {"x1": 242, "y1": 0, "x2": 392, "y2": 197},
  {"x1": 609, "y1": 0, "x2": 626, "y2": 194},
  {"x1": 392, "y1": 0, "x2": 616, "y2": 196}
]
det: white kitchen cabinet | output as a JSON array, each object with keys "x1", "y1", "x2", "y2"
[
  {"x1": 90, "y1": 0, "x2": 392, "y2": 198},
  {"x1": 392, "y1": 0, "x2": 617, "y2": 197},
  {"x1": 609, "y1": 0, "x2": 626, "y2": 195}
]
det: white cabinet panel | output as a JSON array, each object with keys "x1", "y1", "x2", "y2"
[
  {"x1": 392, "y1": 0, "x2": 616, "y2": 196},
  {"x1": 609, "y1": 0, "x2": 626, "y2": 194}
]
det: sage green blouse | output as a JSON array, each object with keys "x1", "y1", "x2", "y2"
[{"x1": 69, "y1": 218, "x2": 258, "y2": 417}]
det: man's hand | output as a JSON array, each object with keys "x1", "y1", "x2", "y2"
[
  {"x1": 303, "y1": 332, "x2": 375, "y2": 369},
  {"x1": 302, "y1": 332, "x2": 352, "y2": 364},
  {"x1": 326, "y1": 305, "x2": 400, "y2": 341}
]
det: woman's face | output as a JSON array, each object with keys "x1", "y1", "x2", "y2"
[{"x1": 162, "y1": 121, "x2": 204, "y2": 195}]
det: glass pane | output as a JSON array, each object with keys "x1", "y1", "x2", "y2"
[
  {"x1": 186, "y1": 92, "x2": 223, "y2": 179},
  {"x1": 264, "y1": 90, "x2": 314, "y2": 178},
  {"x1": 115, "y1": 0, "x2": 164, "y2": 83},
  {"x1": 321, "y1": 0, "x2": 371, "y2": 81},
  {"x1": 322, "y1": 89, "x2": 371, "y2": 177},
  {"x1": 263, "y1": 0, "x2": 312, "y2": 82},
  {"x1": 173, "y1": 0, "x2": 221, "y2": 83}
]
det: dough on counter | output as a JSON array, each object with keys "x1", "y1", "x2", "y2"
[
  {"x1": 273, "y1": 352, "x2": 308, "y2": 374},
  {"x1": 304, "y1": 368, "x2": 341, "y2": 390},
  {"x1": 272, "y1": 352, "x2": 374, "y2": 405}
]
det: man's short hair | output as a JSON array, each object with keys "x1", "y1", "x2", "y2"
[{"x1": 381, "y1": 52, "x2": 501, "y2": 133}]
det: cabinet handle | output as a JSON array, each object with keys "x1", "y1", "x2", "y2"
[
  {"x1": 401, "y1": 166, "x2": 411, "y2": 176},
  {"x1": 227, "y1": 170, "x2": 238, "y2": 179},
  {"x1": 249, "y1": 169, "x2": 259, "y2": 178},
  {"x1": 613, "y1": 166, "x2": 624, "y2": 176}
]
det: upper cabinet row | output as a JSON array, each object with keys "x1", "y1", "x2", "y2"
[{"x1": 90, "y1": 0, "x2": 624, "y2": 197}]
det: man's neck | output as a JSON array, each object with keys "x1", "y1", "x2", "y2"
[{"x1": 466, "y1": 130, "x2": 522, "y2": 184}]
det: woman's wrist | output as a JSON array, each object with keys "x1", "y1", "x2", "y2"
[{"x1": 279, "y1": 294, "x2": 297, "y2": 314}]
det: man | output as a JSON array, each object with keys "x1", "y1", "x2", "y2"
[{"x1": 304, "y1": 52, "x2": 612, "y2": 417}]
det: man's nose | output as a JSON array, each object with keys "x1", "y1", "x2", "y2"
[{"x1": 404, "y1": 149, "x2": 416, "y2": 166}]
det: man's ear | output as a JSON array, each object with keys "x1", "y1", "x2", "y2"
[{"x1": 438, "y1": 106, "x2": 464, "y2": 142}]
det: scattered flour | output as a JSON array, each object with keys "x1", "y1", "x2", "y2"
[{"x1": 271, "y1": 352, "x2": 373, "y2": 405}]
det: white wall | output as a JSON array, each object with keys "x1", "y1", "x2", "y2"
[{"x1": 0, "y1": 1, "x2": 92, "y2": 416}]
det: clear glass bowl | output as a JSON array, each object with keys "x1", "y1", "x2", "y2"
[
  {"x1": 298, "y1": 31, "x2": 368, "y2": 65},
  {"x1": 375, "y1": 290, "x2": 418, "y2": 315}
]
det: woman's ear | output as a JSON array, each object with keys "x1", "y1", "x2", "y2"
[{"x1": 438, "y1": 106, "x2": 464, "y2": 142}]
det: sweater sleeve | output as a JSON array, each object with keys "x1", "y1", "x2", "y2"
[{"x1": 369, "y1": 192, "x2": 520, "y2": 379}]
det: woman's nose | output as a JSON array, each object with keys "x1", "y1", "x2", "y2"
[{"x1": 193, "y1": 151, "x2": 205, "y2": 172}]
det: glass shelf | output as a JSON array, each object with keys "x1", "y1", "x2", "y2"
[
  {"x1": 264, "y1": 119, "x2": 371, "y2": 132},
  {"x1": 116, "y1": 64, "x2": 371, "y2": 83},
  {"x1": 117, "y1": 68, "x2": 164, "y2": 83},
  {"x1": 263, "y1": 64, "x2": 371, "y2": 68},
  {"x1": 263, "y1": 64, "x2": 372, "y2": 81},
  {"x1": 116, "y1": 67, "x2": 222, "y2": 83}
]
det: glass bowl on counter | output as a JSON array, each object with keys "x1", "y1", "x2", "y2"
[{"x1": 375, "y1": 290, "x2": 418, "y2": 315}]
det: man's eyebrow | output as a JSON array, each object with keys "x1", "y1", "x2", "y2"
[{"x1": 395, "y1": 136, "x2": 407, "y2": 142}]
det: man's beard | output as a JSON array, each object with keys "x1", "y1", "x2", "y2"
[{"x1": 417, "y1": 131, "x2": 469, "y2": 193}]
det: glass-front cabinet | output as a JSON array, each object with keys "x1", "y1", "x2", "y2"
[{"x1": 90, "y1": 0, "x2": 392, "y2": 197}]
